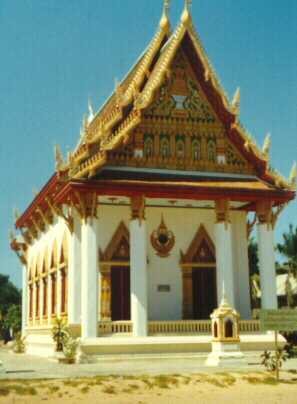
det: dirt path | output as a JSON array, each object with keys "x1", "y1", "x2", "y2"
[{"x1": 0, "y1": 372, "x2": 297, "y2": 404}]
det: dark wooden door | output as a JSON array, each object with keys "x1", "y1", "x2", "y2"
[
  {"x1": 111, "y1": 266, "x2": 131, "y2": 321},
  {"x1": 192, "y1": 268, "x2": 217, "y2": 319}
]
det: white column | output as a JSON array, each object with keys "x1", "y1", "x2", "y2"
[
  {"x1": 215, "y1": 200, "x2": 235, "y2": 307},
  {"x1": 130, "y1": 196, "x2": 148, "y2": 337},
  {"x1": 57, "y1": 270, "x2": 62, "y2": 318},
  {"x1": 81, "y1": 216, "x2": 98, "y2": 339},
  {"x1": 68, "y1": 211, "x2": 82, "y2": 325},
  {"x1": 47, "y1": 274, "x2": 52, "y2": 326},
  {"x1": 232, "y1": 212, "x2": 252, "y2": 319},
  {"x1": 258, "y1": 223, "x2": 278, "y2": 309},
  {"x1": 32, "y1": 283, "x2": 36, "y2": 326},
  {"x1": 40, "y1": 278, "x2": 44, "y2": 325},
  {"x1": 21, "y1": 265, "x2": 28, "y2": 336}
]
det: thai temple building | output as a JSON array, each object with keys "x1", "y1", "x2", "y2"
[{"x1": 11, "y1": 1, "x2": 296, "y2": 357}]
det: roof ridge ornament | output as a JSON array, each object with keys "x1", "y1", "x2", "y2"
[
  {"x1": 88, "y1": 97, "x2": 95, "y2": 124},
  {"x1": 262, "y1": 132, "x2": 271, "y2": 159},
  {"x1": 181, "y1": 0, "x2": 192, "y2": 25},
  {"x1": 231, "y1": 87, "x2": 240, "y2": 116},
  {"x1": 289, "y1": 161, "x2": 297, "y2": 189},
  {"x1": 54, "y1": 144, "x2": 64, "y2": 171},
  {"x1": 160, "y1": 0, "x2": 171, "y2": 30}
]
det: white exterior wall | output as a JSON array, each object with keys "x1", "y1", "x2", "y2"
[{"x1": 97, "y1": 205, "x2": 216, "y2": 321}]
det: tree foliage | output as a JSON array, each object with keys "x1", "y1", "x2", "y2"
[
  {"x1": 248, "y1": 238, "x2": 259, "y2": 277},
  {"x1": 5, "y1": 305, "x2": 21, "y2": 335},
  {"x1": 0, "y1": 274, "x2": 21, "y2": 317},
  {"x1": 0, "y1": 274, "x2": 21, "y2": 341},
  {"x1": 277, "y1": 224, "x2": 297, "y2": 275}
]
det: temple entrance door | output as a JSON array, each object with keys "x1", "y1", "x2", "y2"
[
  {"x1": 192, "y1": 268, "x2": 217, "y2": 320},
  {"x1": 111, "y1": 266, "x2": 131, "y2": 321}
]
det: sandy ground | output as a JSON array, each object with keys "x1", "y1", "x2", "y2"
[
  {"x1": 0, "y1": 372, "x2": 297, "y2": 404},
  {"x1": 1, "y1": 345, "x2": 297, "y2": 403}
]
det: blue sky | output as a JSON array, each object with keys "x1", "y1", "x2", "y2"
[{"x1": 0, "y1": 1, "x2": 296, "y2": 288}]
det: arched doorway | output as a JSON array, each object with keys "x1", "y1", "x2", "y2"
[
  {"x1": 180, "y1": 225, "x2": 217, "y2": 319},
  {"x1": 99, "y1": 221, "x2": 130, "y2": 321}
]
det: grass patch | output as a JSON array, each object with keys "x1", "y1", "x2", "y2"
[
  {"x1": 152, "y1": 375, "x2": 179, "y2": 389},
  {"x1": 7, "y1": 384, "x2": 38, "y2": 396},
  {"x1": 242, "y1": 375, "x2": 279, "y2": 386},
  {"x1": 47, "y1": 385, "x2": 60, "y2": 394},
  {"x1": 0, "y1": 386, "x2": 10, "y2": 396},
  {"x1": 63, "y1": 379, "x2": 83, "y2": 388},
  {"x1": 221, "y1": 375, "x2": 236, "y2": 387},
  {"x1": 288, "y1": 370, "x2": 297, "y2": 375},
  {"x1": 128, "y1": 383, "x2": 140, "y2": 390},
  {"x1": 242, "y1": 376, "x2": 263, "y2": 385},
  {"x1": 102, "y1": 385, "x2": 117, "y2": 395},
  {"x1": 140, "y1": 378, "x2": 154, "y2": 389},
  {"x1": 262, "y1": 377, "x2": 279, "y2": 386},
  {"x1": 204, "y1": 377, "x2": 226, "y2": 388},
  {"x1": 80, "y1": 386, "x2": 90, "y2": 394},
  {"x1": 181, "y1": 376, "x2": 191, "y2": 385}
]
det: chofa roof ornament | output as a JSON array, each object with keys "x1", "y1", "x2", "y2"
[
  {"x1": 231, "y1": 87, "x2": 240, "y2": 116},
  {"x1": 160, "y1": 0, "x2": 171, "y2": 30},
  {"x1": 262, "y1": 133, "x2": 271, "y2": 159},
  {"x1": 181, "y1": 0, "x2": 192, "y2": 25}
]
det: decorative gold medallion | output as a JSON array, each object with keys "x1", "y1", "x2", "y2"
[{"x1": 151, "y1": 215, "x2": 175, "y2": 257}]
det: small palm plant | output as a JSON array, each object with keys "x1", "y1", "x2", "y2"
[
  {"x1": 13, "y1": 332, "x2": 25, "y2": 354},
  {"x1": 63, "y1": 337, "x2": 80, "y2": 364},
  {"x1": 261, "y1": 349, "x2": 289, "y2": 380},
  {"x1": 52, "y1": 318, "x2": 69, "y2": 352}
]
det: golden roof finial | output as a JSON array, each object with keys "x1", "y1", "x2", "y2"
[
  {"x1": 88, "y1": 97, "x2": 95, "y2": 123},
  {"x1": 181, "y1": 0, "x2": 192, "y2": 25},
  {"x1": 262, "y1": 132, "x2": 271, "y2": 158},
  {"x1": 9, "y1": 228, "x2": 15, "y2": 243},
  {"x1": 54, "y1": 144, "x2": 64, "y2": 171},
  {"x1": 232, "y1": 87, "x2": 240, "y2": 115},
  {"x1": 13, "y1": 207, "x2": 21, "y2": 221},
  {"x1": 160, "y1": 0, "x2": 170, "y2": 30},
  {"x1": 289, "y1": 161, "x2": 297, "y2": 189}
]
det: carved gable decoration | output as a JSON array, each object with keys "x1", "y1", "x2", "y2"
[
  {"x1": 151, "y1": 215, "x2": 175, "y2": 257},
  {"x1": 180, "y1": 225, "x2": 216, "y2": 265},
  {"x1": 226, "y1": 141, "x2": 249, "y2": 172},
  {"x1": 100, "y1": 221, "x2": 130, "y2": 262},
  {"x1": 145, "y1": 50, "x2": 216, "y2": 123}
]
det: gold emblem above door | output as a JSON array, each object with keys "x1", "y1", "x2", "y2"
[{"x1": 151, "y1": 215, "x2": 175, "y2": 258}]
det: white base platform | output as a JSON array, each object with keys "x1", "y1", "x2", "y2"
[
  {"x1": 24, "y1": 332, "x2": 286, "y2": 359},
  {"x1": 25, "y1": 334, "x2": 56, "y2": 358}
]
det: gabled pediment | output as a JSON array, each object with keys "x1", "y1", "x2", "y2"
[
  {"x1": 100, "y1": 221, "x2": 130, "y2": 262},
  {"x1": 180, "y1": 225, "x2": 216, "y2": 265},
  {"x1": 144, "y1": 49, "x2": 218, "y2": 124}
]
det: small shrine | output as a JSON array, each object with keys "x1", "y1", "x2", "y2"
[{"x1": 206, "y1": 292, "x2": 245, "y2": 367}]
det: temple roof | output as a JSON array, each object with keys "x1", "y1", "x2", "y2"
[{"x1": 13, "y1": 1, "x2": 295, "y2": 231}]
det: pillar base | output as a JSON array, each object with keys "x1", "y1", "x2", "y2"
[{"x1": 205, "y1": 341, "x2": 246, "y2": 367}]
